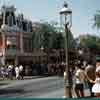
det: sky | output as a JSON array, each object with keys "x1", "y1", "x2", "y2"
[{"x1": 0, "y1": 0, "x2": 100, "y2": 37}]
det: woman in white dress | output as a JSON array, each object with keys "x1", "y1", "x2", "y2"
[{"x1": 90, "y1": 61, "x2": 100, "y2": 98}]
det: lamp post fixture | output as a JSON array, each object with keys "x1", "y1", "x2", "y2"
[{"x1": 59, "y1": 2, "x2": 72, "y2": 98}]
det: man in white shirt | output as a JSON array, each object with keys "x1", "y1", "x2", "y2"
[
  {"x1": 8, "y1": 64, "x2": 13, "y2": 80},
  {"x1": 19, "y1": 65, "x2": 24, "y2": 79},
  {"x1": 15, "y1": 66, "x2": 19, "y2": 79},
  {"x1": 74, "y1": 63, "x2": 86, "y2": 98}
]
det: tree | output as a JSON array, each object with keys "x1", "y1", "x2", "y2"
[
  {"x1": 51, "y1": 32, "x2": 64, "y2": 50},
  {"x1": 78, "y1": 34, "x2": 100, "y2": 54},
  {"x1": 93, "y1": 10, "x2": 100, "y2": 29},
  {"x1": 32, "y1": 21, "x2": 63, "y2": 50},
  {"x1": 32, "y1": 21, "x2": 76, "y2": 63},
  {"x1": 32, "y1": 21, "x2": 75, "y2": 50}
]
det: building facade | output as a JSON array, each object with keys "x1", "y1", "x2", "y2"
[{"x1": 0, "y1": 5, "x2": 33, "y2": 65}]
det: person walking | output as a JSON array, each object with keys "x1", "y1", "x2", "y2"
[
  {"x1": 8, "y1": 64, "x2": 13, "y2": 80},
  {"x1": 74, "y1": 63, "x2": 86, "y2": 98},
  {"x1": 15, "y1": 65, "x2": 19, "y2": 80},
  {"x1": 85, "y1": 61, "x2": 95, "y2": 97},
  {"x1": 1, "y1": 66, "x2": 5, "y2": 79},
  {"x1": 19, "y1": 65, "x2": 24, "y2": 80}
]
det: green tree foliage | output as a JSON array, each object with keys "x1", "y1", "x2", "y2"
[
  {"x1": 32, "y1": 21, "x2": 59, "y2": 50},
  {"x1": 93, "y1": 10, "x2": 100, "y2": 29},
  {"x1": 79, "y1": 35, "x2": 100, "y2": 54},
  {"x1": 32, "y1": 21, "x2": 75, "y2": 51},
  {"x1": 51, "y1": 32, "x2": 64, "y2": 50}
]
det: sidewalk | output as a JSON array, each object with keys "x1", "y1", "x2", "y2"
[
  {"x1": 0, "y1": 75, "x2": 48, "y2": 88},
  {"x1": 20, "y1": 75, "x2": 45, "y2": 80},
  {"x1": 0, "y1": 76, "x2": 92, "y2": 98},
  {"x1": 0, "y1": 75, "x2": 47, "y2": 80}
]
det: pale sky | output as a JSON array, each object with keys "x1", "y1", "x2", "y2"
[{"x1": 0, "y1": 0, "x2": 100, "y2": 37}]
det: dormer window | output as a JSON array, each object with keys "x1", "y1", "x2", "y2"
[
  {"x1": 0, "y1": 14, "x2": 3, "y2": 28},
  {"x1": 5, "y1": 11, "x2": 9, "y2": 25},
  {"x1": 22, "y1": 21, "x2": 27, "y2": 31},
  {"x1": 7, "y1": 12, "x2": 16, "y2": 26},
  {"x1": 7, "y1": 13, "x2": 13, "y2": 26},
  {"x1": 29, "y1": 22, "x2": 32, "y2": 32},
  {"x1": 1, "y1": 5, "x2": 16, "y2": 26}
]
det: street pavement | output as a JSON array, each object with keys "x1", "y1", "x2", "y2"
[
  {"x1": 0, "y1": 76, "x2": 91, "y2": 98},
  {"x1": 0, "y1": 76, "x2": 64, "y2": 98}
]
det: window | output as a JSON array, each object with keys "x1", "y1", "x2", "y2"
[
  {"x1": 23, "y1": 37, "x2": 32, "y2": 52},
  {"x1": 6, "y1": 37, "x2": 17, "y2": 50},
  {"x1": 5, "y1": 12, "x2": 16, "y2": 26},
  {"x1": 22, "y1": 21, "x2": 27, "y2": 31}
]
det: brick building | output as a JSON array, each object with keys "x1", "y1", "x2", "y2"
[{"x1": 0, "y1": 5, "x2": 33, "y2": 65}]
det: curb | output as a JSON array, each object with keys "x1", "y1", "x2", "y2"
[
  {"x1": 0, "y1": 75, "x2": 48, "y2": 81},
  {"x1": 0, "y1": 75, "x2": 51, "y2": 89}
]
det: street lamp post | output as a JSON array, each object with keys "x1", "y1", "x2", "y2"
[{"x1": 59, "y1": 2, "x2": 72, "y2": 98}]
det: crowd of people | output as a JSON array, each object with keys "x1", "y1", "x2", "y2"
[
  {"x1": 0, "y1": 60, "x2": 100, "y2": 98},
  {"x1": 0, "y1": 64, "x2": 24, "y2": 80},
  {"x1": 31, "y1": 63, "x2": 64, "y2": 76},
  {"x1": 27, "y1": 60, "x2": 100, "y2": 98},
  {"x1": 68, "y1": 58, "x2": 100, "y2": 98},
  {"x1": 0, "y1": 63, "x2": 65, "y2": 80}
]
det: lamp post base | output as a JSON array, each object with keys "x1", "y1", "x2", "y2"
[
  {"x1": 64, "y1": 85, "x2": 72, "y2": 98},
  {"x1": 64, "y1": 71, "x2": 72, "y2": 98}
]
